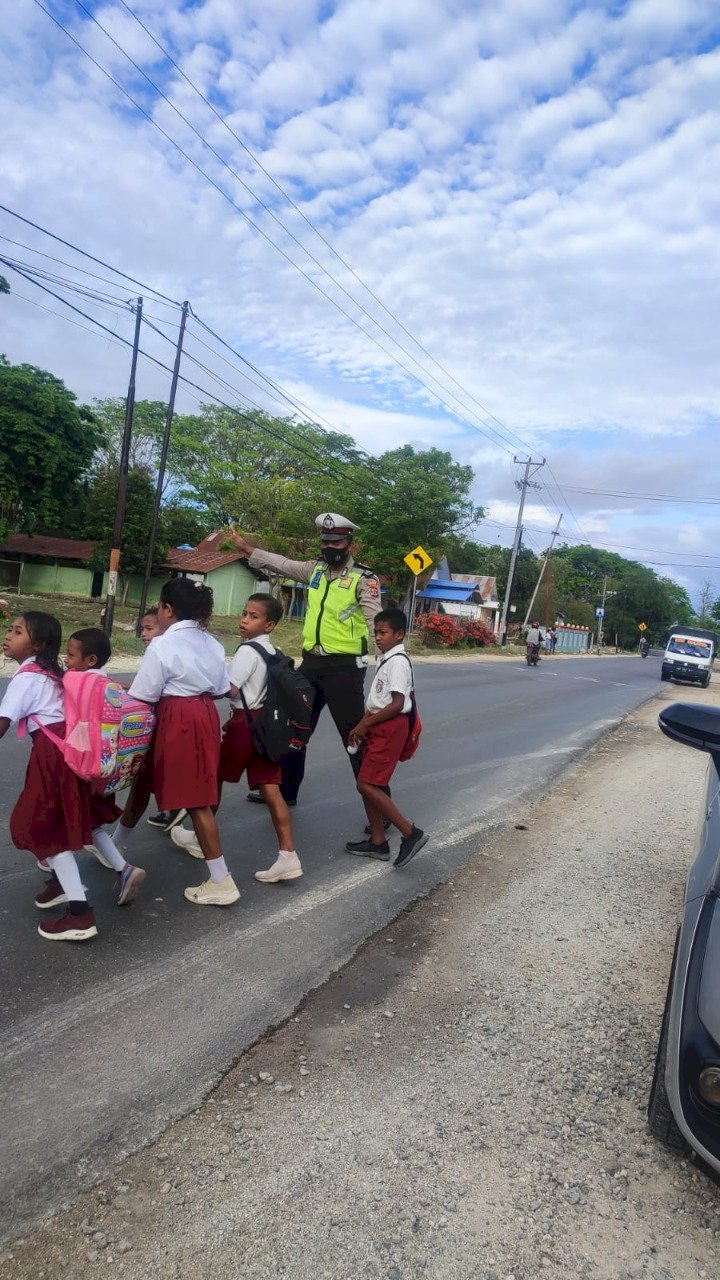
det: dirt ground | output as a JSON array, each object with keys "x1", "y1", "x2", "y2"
[{"x1": 2, "y1": 682, "x2": 719, "y2": 1280}]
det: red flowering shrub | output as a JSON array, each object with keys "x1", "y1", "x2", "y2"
[
  {"x1": 458, "y1": 619, "x2": 497, "y2": 647},
  {"x1": 418, "y1": 612, "x2": 460, "y2": 647},
  {"x1": 418, "y1": 612, "x2": 497, "y2": 649}
]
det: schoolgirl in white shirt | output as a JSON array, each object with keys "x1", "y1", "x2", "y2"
[
  {"x1": 0, "y1": 612, "x2": 101, "y2": 941},
  {"x1": 129, "y1": 579, "x2": 239, "y2": 907}
]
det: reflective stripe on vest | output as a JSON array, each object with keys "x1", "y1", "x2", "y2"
[{"x1": 302, "y1": 565, "x2": 369, "y2": 656}]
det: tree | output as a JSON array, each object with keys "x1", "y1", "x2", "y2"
[
  {"x1": 352, "y1": 445, "x2": 484, "y2": 582},
  {"x1": 81, "y1": 467, "x2": 205, "y2": 603},
  {"x1": 0, "y1": 357, "x2": 100, "y2": 539},
  {"x1": 0, "y1": 276, "x2": 9, "y2": 295},
  {"x1": 91, "y1": 398, "x2": 171, "y2": 478},
  {"x1": 696, "y1": 580, "x2": 715, "y2": 627}
]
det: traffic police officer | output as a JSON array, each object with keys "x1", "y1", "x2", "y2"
[{"x1": 229, "y1": 513, "x2": 383, "y2": 805}]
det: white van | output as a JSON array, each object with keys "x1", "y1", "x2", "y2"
[{"x1": 661, "y1": 627, "x2": 716, "y2": 689}]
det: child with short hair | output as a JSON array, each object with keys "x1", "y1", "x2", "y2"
[
  {"x1": 171, "y1": 593, "x2": 302, "y2": 883},
  {"x1": 345, "y1": 608, "x2": 427, "y2": 868},
  {"x1": 64, "y1": 628, "x2": 146, "y2": 905},
  {"x1": 128, "y1": 578, "x2": 238, "y2": 906}
]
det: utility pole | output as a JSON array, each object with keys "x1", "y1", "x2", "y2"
[
  {"x1": 595, "y1": 574, "x2": 608, "y2": 654},
  {"x1": 523, "y1": 514, "x2": 563, "y2": 629},
  {"x1": 136, "y1": 300, "x2": 189, "y2": 631},
  {"x1": 103, "y1": 297, "x2": 143, "y2": 637},
  {"x1": 498, "y1": 456, "x2": 545, "y2": 644}
]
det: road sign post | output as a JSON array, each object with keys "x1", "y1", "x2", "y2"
[{"x1": 403, "y1": 546, "x2": 433, "y2": 633}]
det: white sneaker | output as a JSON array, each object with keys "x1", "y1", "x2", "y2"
[
  {"x1": 170, "y1": 826, "x2": 204, "y2": 859},
  {"x1": 254, "y1": 851, "x2": 303, "y2": 883},
  {"x1": 184, "y1": 875, "x2": 240, "y2": 906},
  {"x1": 84, "y1": 843, "x2": 114, "y2": 869}
]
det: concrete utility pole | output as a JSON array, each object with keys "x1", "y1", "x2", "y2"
[
  {"x1": 595, "y1": 573, "x2": 608, "y2": 654},
  {"x1": 136, "y1": 300, "x2": 189, "y2": 631},
  {"x1": 103, "y1": 297, "x2": 143, "y2": 637},
  {"x1": 498, "y1": 456, "x2": 546, "y2": 644},
  {"x1": 523, "y1": 514, "x2": 563, "y2": 629}
]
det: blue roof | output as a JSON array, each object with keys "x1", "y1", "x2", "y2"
[{"x1": 417, "y1": 580, "x2": 476, "y2": 601}]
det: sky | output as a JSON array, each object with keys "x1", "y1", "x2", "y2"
[{"x1": 1, "y1": 0, "x2": 720, "y2": 608}]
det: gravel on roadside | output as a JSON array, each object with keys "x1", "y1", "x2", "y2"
[{"x1": 2, "y1": 688, "x2": 719, "y2": 1280}]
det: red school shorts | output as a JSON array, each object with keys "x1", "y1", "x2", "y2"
[
  {"x1": 358, "y1": 715, "x2": 411, "y2": 788},
  {"x1": 218, "y1": 709, "x2": 282, "y2": 788}
]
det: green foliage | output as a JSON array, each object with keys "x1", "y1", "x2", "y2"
[
  {"x1": 0, "y1": 275, "x2": 9, "y2": 295},
  {"x1": 352, "y1": 445, "x2": 484, "y2": 581},
  {"x1": 0, "y1": 357, "x2": 100, "y2": 536}
]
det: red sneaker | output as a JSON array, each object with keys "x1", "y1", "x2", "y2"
[
  {"x1": 38, "y1": 908, "x2": 98, "y2": 942},
  {"x1": 34, "y1": 875, "x2": 68, "y2": 910}
]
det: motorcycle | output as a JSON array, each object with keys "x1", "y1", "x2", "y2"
[
  {"x1": 526, "y1": 643, "x2": 541, "y2": 667},
  {"x1": 640, "y1": 638, "x2": 650, "y2": 658}
]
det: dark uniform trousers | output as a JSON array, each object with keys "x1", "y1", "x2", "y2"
[{"x1": 280, "y1": 652, "x2": 370, "y2": 805}]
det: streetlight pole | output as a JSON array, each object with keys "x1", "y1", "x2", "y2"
[
  {"x1": 103, "y1": 297, "x2": 143, "y2": 637},
  {"x1": 136, "y1": 300, "x2": 189, "y2": 630}
]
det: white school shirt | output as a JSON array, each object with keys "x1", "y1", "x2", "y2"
[
  {"x1": 129, "y1": 620, "x2": 229, "y2": 703},
  {"x1": 227, "y1": 634, "x2": 276, "y2": 712},
  {"x1": 0, "y1": 657, "x2": 64, "y2": 732},
  {"x1": 365, "y1": 644, "x2": 413, "y2": 716}
]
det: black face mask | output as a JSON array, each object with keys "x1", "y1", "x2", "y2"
[{"x1": 321, "y1": 545, "x2": 349, "y2": 568}]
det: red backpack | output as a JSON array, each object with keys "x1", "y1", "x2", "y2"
[{"x1": 376, "y1": 652, "x2": 423, "y2": 761}]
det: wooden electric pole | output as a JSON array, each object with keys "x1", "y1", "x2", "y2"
[{"x1": 103, "y1": 297, "x2": 143, "y2": 637}]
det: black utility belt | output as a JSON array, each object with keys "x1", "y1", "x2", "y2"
[{"x1": 301, "y1": 650, "x2": 363, "y2": 667}]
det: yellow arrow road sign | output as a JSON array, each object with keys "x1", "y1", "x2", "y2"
[
  {"x1": 638, "y1": 622, "x2": 648, "y2": 631},
  {"x1": 404, "y1": 545, "x2": 433, "y2": 575}
]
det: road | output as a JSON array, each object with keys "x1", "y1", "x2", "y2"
[{"x1": 0, "y1": 652, "x2": 662, "y2": 1239}]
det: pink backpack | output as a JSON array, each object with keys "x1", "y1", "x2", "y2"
[{"x1": 19, "y1": 666, "x2": 156, "y2": 796}]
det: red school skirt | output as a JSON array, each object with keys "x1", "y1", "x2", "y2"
[
  {"x1": 152, "y1": 694, "x2": 220, "y2": 811},
  {"x1": 218, "y1": 709, "x2": 282, "y2": 788},
  {"x1": 10, "y1": 722, "x2": 97, "y2": 860}
]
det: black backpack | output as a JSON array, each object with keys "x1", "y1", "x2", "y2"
[{"x1": 238, "y1": 642, "x2": 315, "y2": 763}]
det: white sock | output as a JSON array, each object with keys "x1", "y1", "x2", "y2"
[
  {"x1": 112, "y1": 820, "x2": 135, "y2": 851},
  {"x1": 279, "y1": 850, "x2": 298, "y2": 859},
  {"x1": 92, "y1": 829, "x2": 127, "y2": 873},
  {"x1": 48, "y1": 851, "x2": 87, "y2": 903},
  {"x1": 208, "y1": 856, "x2": 229, "y2": 883}
]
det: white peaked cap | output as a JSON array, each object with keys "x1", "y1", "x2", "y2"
[{"x1": 315, "y1": 512, "x2": 359, "y2": 536}]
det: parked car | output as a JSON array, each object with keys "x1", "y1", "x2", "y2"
[{"x1": 648, "y1": 701, "x2": 720, "y2": 1172}]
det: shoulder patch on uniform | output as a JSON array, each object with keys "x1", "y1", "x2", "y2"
[{"x1": 365, "y1": 578, "x2": 380, "y2": 597}]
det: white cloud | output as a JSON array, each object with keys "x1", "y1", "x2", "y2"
[{"x1": 1, "y1": 0, "x2": 720, "y2": 600}]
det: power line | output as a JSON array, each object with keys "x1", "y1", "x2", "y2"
[
  {"x1": 2, "y1": 257, "x2": 385, "y2": 494},
  {"x1": 114, "y1": 0, "x2": 539, "y2": 458},
  {"x1": 548, "y1": 484, "x2": 720, "y2": 506},
  {"x1": 33, "y1": 0, "x2": 530, "y2": 460}
]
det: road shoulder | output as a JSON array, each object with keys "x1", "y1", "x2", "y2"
[{"x1": 3, "y1": 689, "x2": 720, "y2": 1280}]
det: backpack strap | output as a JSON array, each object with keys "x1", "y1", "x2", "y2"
[
  {"x1": 236, "y1": 641, "x2": 276, "y2": 730},
  {"x1": 14, "y1": 663, "x2": 64, "y2": 743}
]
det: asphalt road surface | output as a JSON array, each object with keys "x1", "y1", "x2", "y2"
[{"x1": 0, "y1": 652, "x2": 664, "y2": 1239}]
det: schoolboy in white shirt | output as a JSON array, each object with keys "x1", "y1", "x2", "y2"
[
  {"x1": 345, "y1": 608, "x2": 427, "y2": 868},
  {"x1": 171, "y1": 593, "x2": 302, "y2": 883}
]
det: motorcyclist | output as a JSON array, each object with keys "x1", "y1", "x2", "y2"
[
  {"x1": 526, "y1": 620, "x2": 542, "y2": 661},
  {"x1": 640, "y1": 635, "x2": 650, "y2": 657}
]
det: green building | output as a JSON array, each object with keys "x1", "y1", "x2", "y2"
[{"x1": 0, "y1": 530, "x2": 260, "y2": 617}]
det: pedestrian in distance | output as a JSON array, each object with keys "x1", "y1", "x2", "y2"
[
  {"x1": 128, "y1": 579, "x2": 239, "y2": 907},
  {"x1": 0, "y1": 612, "x2": 124, "y2": 942},
  {"x1": 64, "y1": 627, "x2": 146, "y2": 905},
  {"x1": 544, "y1": 628, "x2": 553, "y2": 655},
  {"x1": 229, "y1": 512, "x2": 383, "y2": 809},
  {"x1": 345, "y1": 608, "x2": 428, "y2": 868},
  {"x1": 171, "y1": 593, "x2": 303, "y2": 884}
]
